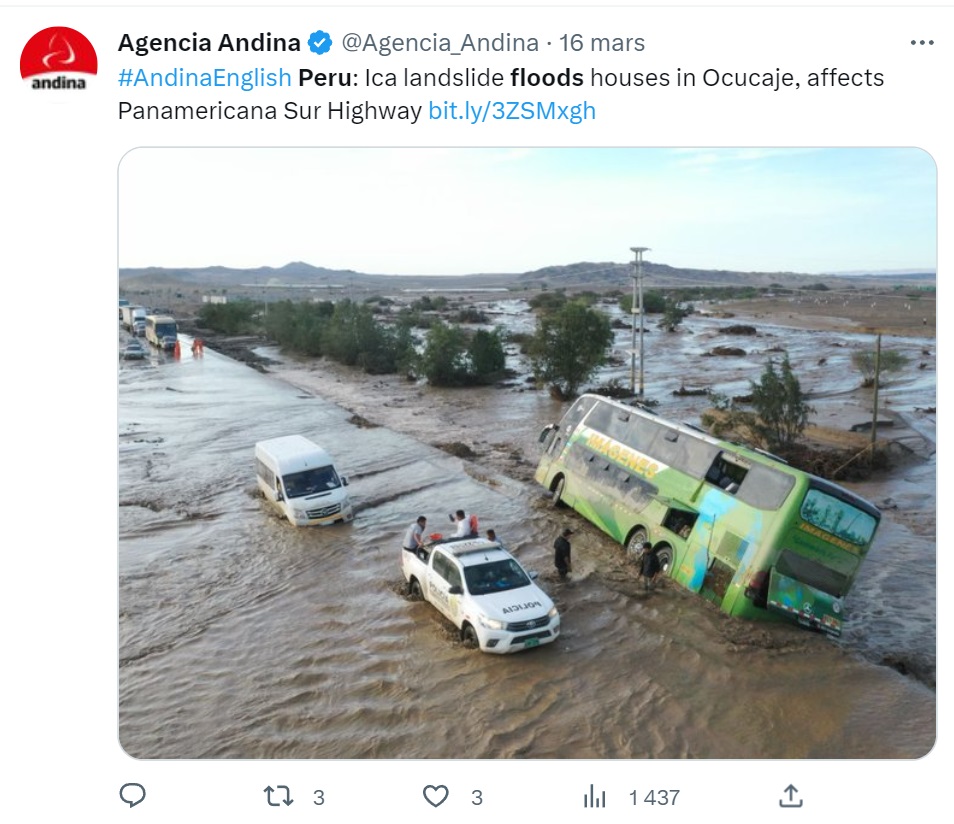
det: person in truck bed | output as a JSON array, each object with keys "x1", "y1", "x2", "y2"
[
  {"x1": 402, "y1": 516, "x2": 428, "y2": 558},
  {"x1": 449, "y1": 509, "x2": 479, "y2": 540}
]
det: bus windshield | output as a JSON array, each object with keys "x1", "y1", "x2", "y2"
[
  {"x1": 800, "y1": 488, "x2": 878, "y2": 546},
  {"x1": 282, "y1": 466, "x2": 341, "y2": 498}
]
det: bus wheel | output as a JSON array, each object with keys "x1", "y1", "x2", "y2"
[
  {"x1": 656, "y1": 545, "x2": 674, "y2": 575},
  {"x1": 626, "y1": 528, "x2": 649, "y2": 559},
  {"x1": 461, "y1": 624, "x2": 479, "y2": 649},
  {"x1": 551, "y1": 476, "x2": 567, "y2": 508}
]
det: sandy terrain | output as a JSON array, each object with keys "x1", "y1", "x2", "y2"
[{"x1": 719, "y1": 288, "x2": 936, "y2": 338}]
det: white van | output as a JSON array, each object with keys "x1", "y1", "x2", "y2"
[{"x1": 255, "y1": 435, "x2": 353, "y2": 526}]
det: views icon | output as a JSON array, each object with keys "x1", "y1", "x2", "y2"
[{"x1": 21, "y1": 27, "x2": 98, "y2": 90}]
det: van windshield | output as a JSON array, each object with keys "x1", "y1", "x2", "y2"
[{"x1": 282, "y1": 466, "x2": 341, "y2": 498}]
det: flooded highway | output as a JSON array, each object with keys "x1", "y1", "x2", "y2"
[{"x1": 118, "y1": 316, "x2": 935, "y2": 759}]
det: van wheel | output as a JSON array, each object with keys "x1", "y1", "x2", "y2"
[
  {"x1": 461, "y1": 624, "x2": 479, "y2": 649},
  {"x1": 551, "y1": 476, "x2": 566, "y2": 508},
  {"x1": 626, "y1": 528, "x2": 649, "y2": 559},
  {"x1": 408, "y1": 579, "x2": 423, "y2": 600}
]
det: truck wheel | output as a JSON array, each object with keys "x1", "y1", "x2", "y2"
[
  {"x1": 408, "y1": 579, "x2": 423, "y2": 600},
  {"x1": 461, "y1": 624, "x2": 479, "y2": 649}
]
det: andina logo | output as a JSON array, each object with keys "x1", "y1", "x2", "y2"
[{"x1": 21, "y1": 27, "x2": 98, "y2": 90}]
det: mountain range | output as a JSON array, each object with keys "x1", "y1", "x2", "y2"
[{"x1": 118, "y1": 260, "x2": 936, "y2": 292}]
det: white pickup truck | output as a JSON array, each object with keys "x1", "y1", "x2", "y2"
[{"x1": 402, "y1": 537, "x2": 560, "y2": 653}]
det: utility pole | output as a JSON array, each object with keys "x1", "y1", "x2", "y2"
[
  {"x1": 629, "y1": 246, "x2": 650, "y2": 397},
  {"x1": 871, "y1": 333, "x2": 882, "y2": 448}
]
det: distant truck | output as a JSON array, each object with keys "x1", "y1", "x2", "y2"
[
  {"x1": 120, "y1": 304, "x2": 147, "y2": 336},
  {"x1": 402, "y1": 537, "x2": 560, "y2": 653},
  {"x1": 144, "y1": 314, "x2": 178, "y2": 350},
  {"x1": 255, "y1": 435, "x2": 353, "y2": 526}
]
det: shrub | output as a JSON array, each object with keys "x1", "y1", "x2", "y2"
[
  {"x1": 851, "y1": 349, "x2": 910, "y2": 387},
  {"x1": 750, "y1": 356, "x2": 814, "y2": 450}
]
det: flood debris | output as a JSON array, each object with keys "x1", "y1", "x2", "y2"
[
  {"x1": 347, "y1": 413, "x2": 379, "y2": 428},
  {"x1": 706, "y1": 346, "x2": 747, "y2": 357},
  {"x1": 723, "y1": 324, "x2": 758, "y2": 335},
  {"x1": 434, "y1": 441, "x2": 479, "y2": 459}
]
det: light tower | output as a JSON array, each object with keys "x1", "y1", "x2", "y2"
[{"x1": 629, "y1": 246, "x2": 650, "y2": 397}]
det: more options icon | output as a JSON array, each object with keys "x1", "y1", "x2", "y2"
[{"x1": 119, "y1": 783, "x2": 146, "y2": 808}]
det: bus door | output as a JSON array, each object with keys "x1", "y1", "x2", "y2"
[
  {"x1": 675, "y1": 486, "x2": 735, "y2": 595},
  {"x1": 675, "y1": 511, "x2": 714, "y2": 594},
  {"x1": 765, "y1": 550, "x2": 845, "y2": 636},
  {"x1": 675, "y1": 494, "x2": 748, "y2": 607},
  {"x1": 680, "y1": 529, "x2": 739, "y2": 604},
  {"x1": 699, "y1": 559, "x2": 736, "y2": 605}
]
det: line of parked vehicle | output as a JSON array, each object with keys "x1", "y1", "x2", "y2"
[{"x1": 119, "y1": 300, "x2": 179, "y2": 359}]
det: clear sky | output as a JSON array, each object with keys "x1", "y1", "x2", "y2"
[{"x1": 118, "y1": 147, "x2": 936, "y2": 276}]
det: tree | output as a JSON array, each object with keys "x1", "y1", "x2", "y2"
[
  {"x1": 529, "y1": 302, "x2": 614, "y2": 398},
  {"x1": 197, "y1": 300, "x2": 259, "y2": 335},
  {"x1": 321, "y1": 299, "x2": 409, "y2": 374},
  {"x1": 851, "y1": 349, "x2": 910, "y2": 387},
  {"x1": 391, "y1": 320, "x2": 419, "y2": 376},
  {"x1": 750, "y1": 356, "x2": 814, "y2": 450},
  {"x1": 418, "y1": 320, "x2": 470, "y2": 386},
  {"x1": 321, "y1": 299, "x2": 365, "y2": 366},
  {"x1": 659, "y1": 299, "x2": 691, "y2": 332},
  {"x1": 620, "y1": 290, "x2": 667, "y2": 315},
  {"x1": 467, "y1": 328, "x2": 507, "y2": 383},
  {"x1": 264, "y1": 300, "x2": 334, "y2": 356},
  {"x1": 528, "y1": 291, "x2": 568, "y2": 314}
]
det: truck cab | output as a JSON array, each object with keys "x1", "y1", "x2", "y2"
[{"x1": 403, "y1": 538, "x2": 560, "y2": 653}]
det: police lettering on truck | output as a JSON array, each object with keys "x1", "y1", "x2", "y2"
[{"x1": 402, "y1": 537, "x2": 560, "y2": 654}]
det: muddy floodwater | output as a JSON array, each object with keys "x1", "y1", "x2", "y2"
[{"x1": 118, "y1": 304, "x2": 935, "y2": 759}]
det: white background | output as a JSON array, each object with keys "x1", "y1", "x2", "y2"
[{"x1": 2, "y1": 2, "x2": 946, "y2": 820}]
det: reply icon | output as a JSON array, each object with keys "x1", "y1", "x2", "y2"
[{"x1": 119, "y1": 783, "x2": 146, "y2": 808}]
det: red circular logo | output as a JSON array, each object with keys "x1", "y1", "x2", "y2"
[{"x1": 21, "y1": 27, "x2": 98, "y2": 79}]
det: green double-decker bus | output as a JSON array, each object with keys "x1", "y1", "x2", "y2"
[{"x1": 535, "y1": 394, "x2": 881, "y2": 636}]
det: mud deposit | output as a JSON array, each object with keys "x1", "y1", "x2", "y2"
[{"x1": 119, "y1": 302, "x2": 935, "y2": 758}]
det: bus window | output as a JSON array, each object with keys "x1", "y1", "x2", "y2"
[
  {"x1": 775, "y1": 549, "x2": 851, "y2": 598},
  {"x1": 800, "y1": 488, "x2": 878, "y2": 547},
  {"x1": 705, "y1": 454, "x2": 749, "y2": 491},
  {"x1": 538, "y1": 425, "x2": 564, "y2": 456},
  {"x1": 735, "y1": 463, "x2": 796, "y2": 510},
  {"x1": 664, "y1": 507, "x2": 697, "y2": 539},
  {"x1": 563, "y1": 395, "x2": 599, "y2": 431}
]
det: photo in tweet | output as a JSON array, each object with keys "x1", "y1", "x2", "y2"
[{"x1": 118, "y1": 146, "x2": 936, "y2": 759}]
